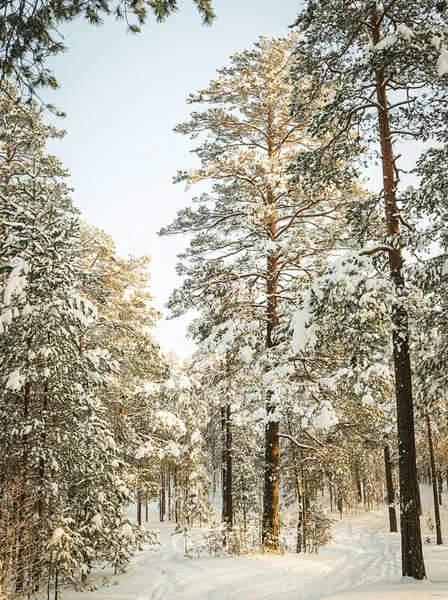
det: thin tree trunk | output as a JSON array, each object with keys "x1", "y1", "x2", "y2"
[
  {"x1": 16, "y1": 380, "x2": 31, "y2": 593},
  {"x1": 437, "y1": 469, "x2": 443, "y2": 506},
  {"x1": 161, "y1": 469, "x2": 166, "y2": 522},
  {"x1": 145, "y1": 491, "x2": 149, "y2": 523},
  {"x1": 302, "y1": 463, "x2": 307, "y2": 553},
  {"x1": 168, "y1": 465, "x2": 172, "y2": 521},
  {"x1": 174, "y1": 467, "x2": 179, "y2": 523},
  {"x1": 137, "y1": 490, "x2": 142, "y2": 527},
  {"x1": 427, "y1": 415, "x2": 442, "y2": 545},
  {"x1": 221, "y1": 405, "x2": 227, "y2": 522},
  {"x1": 356, "y1": 466, "x2": 362, "y2": 503},
  {"x1": 225, "y1": 403, "x2": 233, "y2": 526},
  {"x1": 384, "y1": 444, "x2": 398, "y2": 533},
  {"x1": 371, "y1": 11, "x2": 425, "y2": 581}
]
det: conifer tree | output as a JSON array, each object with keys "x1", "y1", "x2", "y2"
[
  {"x1": 0, "y1": 83, "x2": 144, "y2": 591},
  {"x1": 162, "y1": 34, "x2": 347, "y2": 549},
  {"x1": 0, "y1": 0, "x2": 215, "y2": 103},
  {"x1": 290, "y1": 0, "x2": 448, "y2": 578}
]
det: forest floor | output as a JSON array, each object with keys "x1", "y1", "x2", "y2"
[{"x1": 61, "y1": 484, "x2": 448, "y2": 600}]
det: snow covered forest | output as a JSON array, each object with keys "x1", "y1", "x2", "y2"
[{"x1": 2, "y1": 0, "x2": 448, "y2": 598}]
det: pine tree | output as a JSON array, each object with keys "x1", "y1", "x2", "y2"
[
  {"x1": 0, "y1": 0, "x2": 215, "y2": 103},
  {"x1": 162, "y1": 34, "x2": 348, "y2": 549},
  {"x1": 289, "y1": 0, "x2": 448, "y2": 578}
]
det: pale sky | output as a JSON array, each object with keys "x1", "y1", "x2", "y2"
[{"x1": 44, "y1": 0, "x2": 300, "y2": 357}]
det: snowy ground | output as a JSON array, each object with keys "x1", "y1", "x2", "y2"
[{"x1": 60, "y1": 485, "x2": 448, "y2": 600}]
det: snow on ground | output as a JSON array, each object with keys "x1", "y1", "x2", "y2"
[{"x1": 60, "y1": 485, "x2": 448, "y2": 600}]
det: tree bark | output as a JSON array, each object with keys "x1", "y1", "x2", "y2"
[
  {"x1": 168, "y1": 465, "x2": 172, "y2": 521},
  {"x1": 262, "y1": 246, "x2": 280, "y2": 549},
  {"x1": 427, "y1": 415, "x2": 442, "y2": 545},
  {"x1": 224, "y1": 404, "x2": 233, "y2": 526},
  {"x1": 174, "y1": 466, "x2": 179, "y2": 523},
  {"x1": 384, "y1": 444, "x2": 398, "y2": 533},
  {"x1": 145, "y1": 491, "x2": 149, "y2": 523},
  {"x1": 137, "y1": 490, "x2": 142, "y2": 526},
  {"x1": 371, "y1": 12, "x2": 426, "y2": 581},
  {"x1": 262, "y1": 115, "x2": 280, "y2": 550},
  {"x1": 221, "y1": 405, "x2": 227, "y2": 523}
]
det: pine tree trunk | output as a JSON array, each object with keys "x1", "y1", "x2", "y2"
[
  {"x1": 384, "y1": 444, "x2": 398, "y2": 533},
  {"x1": 427, "y1": 415, "x2": 442, "y2": 545},
  {"x1": 161, "y1": 469, "x2": 166, "y2": 522},
  {"x1": 302, "y1": 464, "x2": 307, "y2": 553},
  {"x1": 174, "y1": 467, "x2": 179, "y2": 523},
  {"x1": 438, "y1": 469, "x2": 443, "y2": 506},
  {"x1": 263, "y1": 410, "x2": 279, "y2": 549},
  {"x1": 262, "y1": 215, "x2": 280, "y2": 549},
  {"x1": 221, "y1": 405, "x2": 227, "y2": 522},
  {"x1": 225, "y1": 404, "x2": 233, "y2": 526},
  {"x1": 371, "y1": 12, "x2": 425, "y2": 581},
  {"x1": 356, "y1": 466, "x2": 362, "y2": 503},
  {"x1": 145, "y1": 491, "x2": 149, "y2": 523},
  {"x1": 137, "y1": 490, "x2": 142, "y2": 526},
  {"x1": 168, "y1": 465, "x2": 172, "y2": 521},
  {"x1": 16, "y1": 380, "x2": 31, "y2": 593}
]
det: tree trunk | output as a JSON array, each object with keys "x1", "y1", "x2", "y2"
[
  {"x1": 145, "y1": 491, "x2": 149, "y2": 523},
  {"x1": 302, "y1": 463, "x2": 307, "y2": 553},
  {"x1": 262, "y1": 212, "x2": 280, "y2": 549},
  {"x1": 137, "y1": 491, "x2": 142, "y2": 526},
  {"x1": 174, "y1": 467, "x2": 179, "y2": 523},
  {"x1": 437, "y1": 469, "x2": 443, "y2": 506},
  {"x1": 371, "y1": 12, "x2": 425, "y2": 581},
  {"x1": 161, "y1": 469, "x2": 166, "y2": 522},
  {"x1": 168, "y1": 465, "x2": 172, "y2": 521},
  {"x1": 263, "y1": 412, "x2": 279, "y2": 549},
  {"x1": 221, "y1": 405, "x2": 227, "y2": 522},
  {"x1": 356, "y1": 466, "x2": 362, "y2": 503},
  {"x1": 427, "y1": 415, "x2": 442, "y2": 545},
  {"x1": 224, "y1": 404, "x2": 233, "y2": 526},
  {"x1": 384, "y1": 444, "x2": 398, "y2": 533}
]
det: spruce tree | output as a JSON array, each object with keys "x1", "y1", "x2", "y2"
[{"x1": 0, "y1": 83, "x2": 144, "y2": 591}]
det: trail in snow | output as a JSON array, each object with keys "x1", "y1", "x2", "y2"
[{"x1": 59, "y1": 485, "x2": 448, "y2": 600}]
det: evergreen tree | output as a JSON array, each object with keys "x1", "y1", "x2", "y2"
[
  {"x1": 162, "y1": 34, "x2": 348, "y2": 549},
  {"x1": 290, "y1": 0, "x2": 448, "y2": 578},
  {"x1": 0, "y1": 0, "x2": 215, "y2": 103},
  {"x1": 0, "y1": 83, "x2": 144, "y2": 592}
]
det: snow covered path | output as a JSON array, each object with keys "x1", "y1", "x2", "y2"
[{"x1": 61, "y1": 487, "x2": 448, "y2": 599}]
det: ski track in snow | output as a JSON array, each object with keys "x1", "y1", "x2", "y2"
[{"x1": 59, "y1": 486, "x2": 448, "y2": 600}]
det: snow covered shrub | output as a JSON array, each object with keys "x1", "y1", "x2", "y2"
[
  {"x1": 173, "y1": 524, "x2": 202, "y2": 558},
  {"x1": 304, "y1": 503, "x2": 334, "y2": 554},
  {"x1": 226, "y1": 525, "x2": 252, "y2": 556},
  {"x1": 46, "y1": 517, "x2": 85, "y2": 594},
  {"x1": 203, "y1": 521, "x2": 226, "y2": 557},
  {"x1": 203, "y1": 522, "x2": 254, "y2": 557}
]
